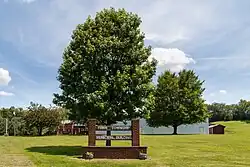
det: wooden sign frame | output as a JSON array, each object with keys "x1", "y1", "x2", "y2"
[
  {"x1": 87, "y1": 119, "x2": 140, "y2": 146},
  {"x1": 83, "y1": 118, "x2": 147, "y2": 159}
]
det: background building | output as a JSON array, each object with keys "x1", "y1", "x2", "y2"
[{"x1": 115, "y1": 118, "x2": 209, "y2": 135}]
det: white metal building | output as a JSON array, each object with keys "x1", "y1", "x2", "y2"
[
  {"x1": 139, "y1": 118, "x2": 209, "y2": 135},
  {"x1": 115, "y1": 118, "x2": 209, "y2": 135}
]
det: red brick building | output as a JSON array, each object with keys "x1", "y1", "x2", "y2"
[{"x1": 57, "y1": 121, "x2": 88, "y2": 135}]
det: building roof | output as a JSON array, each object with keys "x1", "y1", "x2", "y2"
[
  {"x1": 61, "y1": 120, "x2": 72, "y2": 124},
  {"x1": 209, "y1": 124, "x2": 226, "y2": 128}
]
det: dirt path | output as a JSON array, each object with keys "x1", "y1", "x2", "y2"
[{"x1": 0, "y1": 154, "x2": 34, "y2": 167}]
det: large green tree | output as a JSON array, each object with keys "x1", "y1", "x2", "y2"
[
  {"x1": 0, "y1": 107, "x2": 26, "y2": 136},
  {"x1": 24, "y1": 102, "x2": 64, "y2": 136},
  {"x1": 235, "y1": 99, "x2": 250, "y2": 120},
  {"x1": 53, "y1": 8, "x2": 157, "y2": 145},
  {"x1": 207, "y1": 102, "x2": 235, "y2": 122},
  {"x1": 147, "y1": 69, "x2": 209, "y2": 134}
]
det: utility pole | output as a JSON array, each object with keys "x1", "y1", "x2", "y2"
[
  {"x1": 5, "y1": 118, "x2": 8, "y2": 136},
  {"x1": 13, "y1": 111, "x2": 16, "y2": 136}
]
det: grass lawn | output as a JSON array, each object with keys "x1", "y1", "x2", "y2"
[{"x1": 1, "y1": 121, "x2": 250, "y2": 167}]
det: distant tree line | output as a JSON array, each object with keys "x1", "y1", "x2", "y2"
[
  {"x1": 208, "y1": 99, "x2": 250, "y2": 122},
  {"x1": 0, "y1": 102, "x2": 67, "y2": 136}
]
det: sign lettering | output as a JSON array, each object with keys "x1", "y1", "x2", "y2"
[
  {"x1": 96, "y1": 125, "x2": 131, "y2": 131},
  {"x1": 96, "y1": 135, "x2": 132, "y2": 140}
]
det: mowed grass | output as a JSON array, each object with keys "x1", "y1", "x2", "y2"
[{"x1": 1, "y1": 121, "x2": 250, "y2": 167}]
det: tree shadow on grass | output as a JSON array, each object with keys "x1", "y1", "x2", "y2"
[{"x1": 25, "y1": 146, "x2": 82, "y2": 157}]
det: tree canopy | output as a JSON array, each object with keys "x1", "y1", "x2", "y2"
[
  {"x1": 147, "y1": 69, "x2": 209, "y2": 134},
  {"x1": 0, "y1": 104, "x2": 66, "y2": 136},
  {"x1": 208, "y1": 99, "x2": 250, "y2": 122},
  {"x1": 53, "y1": 7, "x2": 157, "y2": 126},
  {"x1": 24, "y1": 102, "x2": 64, "y2": 136}
]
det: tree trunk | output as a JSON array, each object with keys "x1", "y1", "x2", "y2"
[
  {"x1": 106, "y1": 128, "x2": 111, "y2": 146},
  {"x1": 37, "y1": 127, "x2": 43, "y2": 136},
  {"x1": 106, "y1": 120, "x2": 112, "y2": 146},
  {"x1": 172, "y1": 125, "x2": 178, "y2": 135}
]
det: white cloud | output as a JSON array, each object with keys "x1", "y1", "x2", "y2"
[
  {"x1": 145, "y1": 32, "x2": 188, "y2": 45},
  {"x1": 219, "y1": 90, "x2": 227, "y2": 94},
  {"x1": 205, "y1": 100, "x2": 212, "y2": 104},
  {"x1": 139, "y1": 1, "x2": 226, "y2": 45},
  {"x1": 209, "y1": 93, "x2": 215, "y2": 97},
  {"x1": 198, "y1": 56, "x2": 250, "y2": 60},
  {"x1": 21, "y1": 0, "x2": 36, "y2": 3},
  {"x1": 0, "y1": 91, "x2": 14, "y2": 96},
  {"x1": 0, "y1": 68, "x2": 11, "y2": 85},
  {"x1": 150, "y1": 48, "x2": 195, "y2": 72},
  {"x1": 3, "y1": 0, "x2": 36, "y2": 3},
  {"x1": 0, "y1": 0, "x2": 229, "y2": 66},
  {"x1": 208, "y1": 90, "x2": 227, "y2": 97}
]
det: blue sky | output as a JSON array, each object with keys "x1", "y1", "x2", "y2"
[{"x1": 1, "y1": 0, "x2": 250, "y2": 107}]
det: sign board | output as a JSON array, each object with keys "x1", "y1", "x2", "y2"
[
  {"x1": 96, "y1": 125, "x2": 131, "y2": 131},
  {"x1": 84, "y1": 119, "x2": 147, "y2": 159},
  {"x1": 96, "y1": 135, "x2": 132, "y2": 140},
  {"x1": 87, "y1": 119, "x2": 140, "y2": 147}
]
